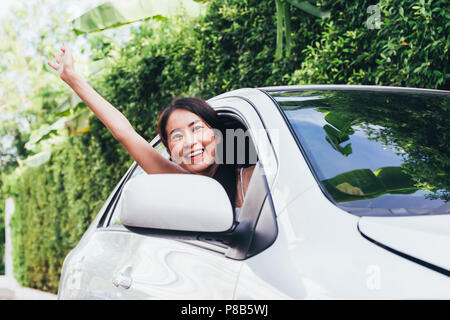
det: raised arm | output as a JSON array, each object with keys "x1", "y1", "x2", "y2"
[{"x1": 48, "y1": 43, "x2": 187, "y2": 175}]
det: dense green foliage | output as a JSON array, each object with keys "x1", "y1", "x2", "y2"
[
  {"x1": 3, "y1": 136, "x2": 129, "y2": 290},
  {"x1": 290, "y1": 0, "x2": 449, "y2": 89},
  {"x1": 1, "y1": 0, "x2": 448, "y2": 291}
]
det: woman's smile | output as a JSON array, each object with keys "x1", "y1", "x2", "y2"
[{"x1": 186, "y1": 148, "x2": 204, "y2": 163}]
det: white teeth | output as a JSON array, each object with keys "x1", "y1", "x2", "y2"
[{"x1": 190, "y1": 150, "x2": 203, "y2": 157}]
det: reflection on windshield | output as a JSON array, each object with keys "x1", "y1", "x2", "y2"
[{"x1": 272, "y1": 90, "x2": 450, "y2": 216}]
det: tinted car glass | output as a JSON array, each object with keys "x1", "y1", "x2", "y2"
[{"x1": 270, "y1": 89, "x2": 450, "y2": 216}]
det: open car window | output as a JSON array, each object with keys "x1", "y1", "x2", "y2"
[{"x1": 100, "y1": 108, "x2": 276, "y2": 259}]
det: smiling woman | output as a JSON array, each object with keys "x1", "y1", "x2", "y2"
[
  {"x1": 48, "y1": 43, "x2": 255, "y2": 211},
  {"x1": 157, "y1": 97, "x2": 223, "y2": 176},
  {"x1": 156, "y1": 96, "x2": 256, "y2": 211}
]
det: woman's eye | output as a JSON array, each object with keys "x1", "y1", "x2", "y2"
[
  {"x1": 193, "y1": 125, "x2": 202, "y2": 131},
  {"x1": 172, "y1": 133, "x2": 182, "y2": 140}
]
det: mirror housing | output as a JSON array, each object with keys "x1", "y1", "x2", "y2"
[{"x1": 120, "y1": 174, "x2": 234, "y2": 232}]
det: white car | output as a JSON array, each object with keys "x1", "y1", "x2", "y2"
[{"x1": 58, "y1": 85, "x2": 450, "y2": 299}]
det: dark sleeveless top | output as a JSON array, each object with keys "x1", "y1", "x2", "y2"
[{"x1": 212, "y1": 164, "x2": 244, "y2": 219}]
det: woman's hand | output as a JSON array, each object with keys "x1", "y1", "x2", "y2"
[{"x1": 48, "y1": 42, "x2": 76, "y2": 83}]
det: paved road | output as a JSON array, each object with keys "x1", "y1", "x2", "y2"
[{"x1": 0, "y1": 276, "x2": 57, "y2": 300}]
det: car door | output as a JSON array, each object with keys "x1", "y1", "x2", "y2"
[
  {"x1": 58, "y1": 141, "x2": 241, "y2": 299},
  {"x1": 58, "y1": 96, "x2": 278, "y2": 299}
]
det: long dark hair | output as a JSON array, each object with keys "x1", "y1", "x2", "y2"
[{"x1": 157, "y1": 97, "x2": 238, "y2": 210}]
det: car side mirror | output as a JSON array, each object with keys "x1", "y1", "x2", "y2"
[{"x1": 120, "y1": 174, "x2": 234, "y2": 233}]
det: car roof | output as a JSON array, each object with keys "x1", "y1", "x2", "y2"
[
  {"x1": 208, "y1": 85, "x2": 449, "y2": 110},
  {"x1": 257, "y1": 84, "x2": 450, "y2": 95}
]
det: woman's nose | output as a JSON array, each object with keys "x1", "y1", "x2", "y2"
[{"x1": 183, "y1": 130, "x2": 201, "y2": 149}]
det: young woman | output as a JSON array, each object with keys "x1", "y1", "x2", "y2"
[{"x1": 48, "y1": 43, "x2": 255, "y2": 214}]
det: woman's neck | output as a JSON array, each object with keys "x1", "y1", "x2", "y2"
[{"x1": 196, "y1": 162, "x2": 220, "y2": 178}]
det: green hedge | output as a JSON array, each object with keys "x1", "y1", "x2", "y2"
[
  {"x1": 3, "y1": 136, "x2": 131, "y2": 291},
  {"x1": 1, "y1": 0, "x2": 448, "y2": 292},
  {"x1": 289, "y1": 0, "x2": 449, "y2": 89}
]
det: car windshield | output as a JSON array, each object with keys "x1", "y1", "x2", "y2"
[{"x1": 270, "y1": 89, "x2": 450, "y2": 217}]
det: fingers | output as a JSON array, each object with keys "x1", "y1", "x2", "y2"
[
  {"x1": 48, "y1": 43, "x2": 68, "y2": 71},
  {"x1": 47, "y1": 61, "x2": 58, "y2": 71},
  {"x1": 53, "y1": 54, "x2": 61, "y2": 64},
  {"x1": 49, "y1": 52, "x2": 62, "y2": 70}
]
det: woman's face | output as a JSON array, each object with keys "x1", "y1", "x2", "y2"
[{"x1": 165, "y1": 109, "x2": 219, "y2": 174}]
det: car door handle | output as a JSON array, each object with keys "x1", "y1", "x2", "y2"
[
  {"x1": 112, "y1": 274, "x2": 133, "y2": 289},
  {"x1": 112, "y1": 265, "x2": 133, "y2": 289}
]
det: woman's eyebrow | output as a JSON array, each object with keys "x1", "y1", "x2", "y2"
[{"x1": 169, "y1": 120, "x2": 202, "y2": 136}]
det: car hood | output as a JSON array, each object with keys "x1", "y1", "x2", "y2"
[{"x1": 358, "y1": 214, "x2": 450, "y2": 275}]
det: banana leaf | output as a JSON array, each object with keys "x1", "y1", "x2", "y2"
[
  {"x1": 23, "y1": 150, "x2": 52, "y2": 167},
  {"x1": 65, "y1": 108, "x2": 92, "y2": 135},
  {"x1": 286, "y1": 0, "x2": 330, "y2": 18},
  {"x1": 325, "y1": 168, "x2": 385, "y2": 196},
  {"x1": 72, "y1": 0, "x2": 204, "y2": 35},
  {"x1": 25, "y1": 116, "x2": 69, "y2": 151},
  {"x1": 55, "y1": 93, "x2": 83, "y2": 116},
  {"x1": 283, "y1": 1, "x2": 292, "y2": 58},
  {"x1": 324, "y1": 113, "x2": 355, "y2": 133},
  {"x1": 374, "y1": 166, "x2": 417, "y2": 194},
  {"x1": 275, "y1": 0, "x2": 330, "y2": 59},
  {"x1": 322, "y1": 166, "x2": 418, "y2": 202},
  {"x1": 25, "y1": 104, "x2": 91, "y2": 153},
  {"x1": 274, "y1": 0, "x2": 284, "y2": 60}
]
